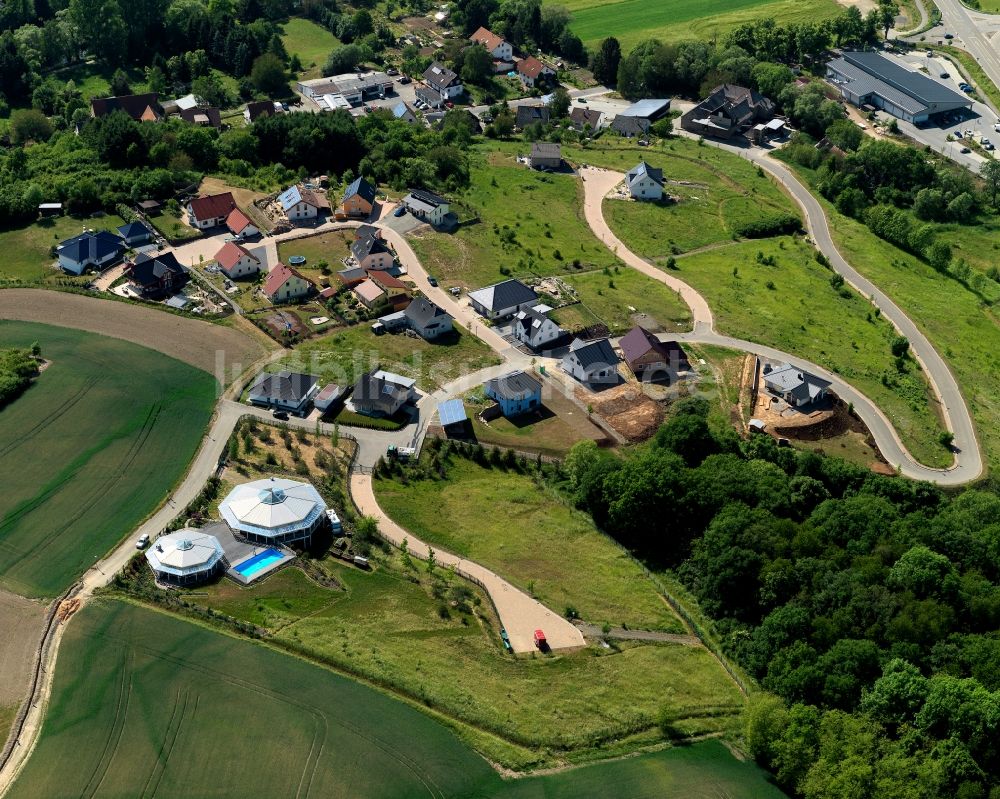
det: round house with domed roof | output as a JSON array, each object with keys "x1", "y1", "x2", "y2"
[
  {"x1": 219, "y1": 477, "x2": 327, "y2": 545},
  {"x1": 145, "y1": 530, "x2": 225, "y2": 585}
]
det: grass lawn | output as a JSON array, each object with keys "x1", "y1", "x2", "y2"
[
  {"x1": 658, "y1": 236, "x2": 949, "y2": 468},
  {"x1": 270, "y1": 323, "x2": 502, "y2": 392},
  {"x1": 777, "y1": 156, "x2": 1000, "y2": 473},
  {"x1": 147, "y1": 210, "x2": 201, "y2": 242},
  {"x1": 281, "y1": 17, "x2": 341, "y2": 80},
  {"x1": 375, "y1": 453, "x2": 684, "y2": 632},
  {"x1": 11, "y1": 600, "x2": 784, "y2": 796},
  {"x1": 409, "y1": 143, "x2": 621, "y2": 290},
  {"x1": 0, "y1": 213, "x2": 127, "y2": 284},
  {"x1": 566, "y1": 138, "x2": 799, "y2": 259},
  {"x1": 564, "y1": 266, "x2": 692, "y2": 334},
  {"x1": 0, "y1": 323, "x2": 216, "y2": 598},
  {"x1": 277, "y1": 229, "x2": 355, "y2": 285},
  {"x1": 43, "y1": 62, "x2": 149, "y2": 101},
  {"x1": 552, "y1": 0, "x2": 841, "y2": 50}
]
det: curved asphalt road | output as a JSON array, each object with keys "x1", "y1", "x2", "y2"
[{"x1": 581, "y1": 160, "x2": 982, "y2": 485}]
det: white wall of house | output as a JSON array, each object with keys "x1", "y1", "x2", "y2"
[
  {"x1": 359, "y1": 251, "x2": 394, "y2": 271},
  {"x1": 629, "y1": 177, "x2": 663, "y2": 201},
  {"x1": 562, "y1": 353, "x2": 615, "y2": 384},
  {"x1": 286, "y1": 201, "x2": 317, "y2": 220},
  {"x1": 221, "y1": 255, "x2": 260, "y2": 279},
  {"x1": 416, "y1": 315, "x2": 453, "y2": 339},
  {"x1": 271, "y1": 276, "x2": 310, "y2": 302},
  {"x1": 490, "y1": 41, "x2": 512, "y2": 60},
  {"x1": 58, "y1": 255, "x2": 86, "y2": 274}
]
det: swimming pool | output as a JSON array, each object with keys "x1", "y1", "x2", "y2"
[{"x1": 233, "y1": 549, "x2": 285, "y2": 578}]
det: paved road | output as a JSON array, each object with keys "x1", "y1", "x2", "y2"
[
  {"x1": 581, "y1": 157, "x2": 983, "y2": 485},
  {"x1": 925, "y1": 0, "x2": 1000, "y2": 95}
]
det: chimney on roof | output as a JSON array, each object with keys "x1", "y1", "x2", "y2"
[{"x1": 762, "y1": 363, "x2": 772, "y2": 374}]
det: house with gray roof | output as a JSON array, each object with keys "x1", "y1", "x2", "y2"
[
  {"x1": 762, "y1": 362, "x2": 831, "y2": 408},
  {"x1": 561, "y1": 338, "x2": 620, "y2": 385},
  {"x1": 247, "y1": 370, "x2": 320, "y2": 416},
  {"x1": 512, "y1": 307, "x2": 562, "y2": 350},
  {"x1": 569, "y1": 106, "x2": 602, "y2": 132},
  {"x1": 680, "y1": 84, "x2": 775, "y2": 140},
  {"x1": 352, "y1": 227, "x2": 393, "y2": 270},
  {"x1": 619, "y1": 98, "x2": 671, "y2": 121},
  {"x1": 403, "y1": 296, "x2": 453, "y2": 339},
  {"x1": 529, "y1": 142, "x2": 561, "y2": 170},
  {"x1": 610, "y1": 115, "x2": 650, "y2": 139},
  {"x1": 352, "y1": 370, "x2": 416, "y2": 417},
  {"x1": 117, "y1": 220, "x2": 152, "y2": 246},
  {"x1": 826, "y1": 50, "x2": 971, "y2": 123},
  {"x1": 468, "y1": 278, "x2": 538, "y2": 319},
  {"x1": 625, "y1": 162, "x2": 665, "y2": 201},
  {"x1": 402, "y1": 189, "x2": 450, "y2": 227},
  {"x1": 422, "y1": 62, "x2": 463, "y2": 101},
  {"x1": 516, "y1": 104, "x2": 550, "y2": 129},
  {"x1": 484, "y1": 370, "x2": 542, "y2": 417},
  {"x1": 56, "y1": 230, "x2": 123, "y2": 274}
]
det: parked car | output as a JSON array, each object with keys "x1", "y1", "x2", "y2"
[
  {"x1": 394, "y1": 205, "x2": 407, "y2": 217},
  {"x1": 534, "y1": 629, "x2": 547, "y2": 650},
  {"x1": 577, "y1": 97, "x2": 588, "y2": 103},
  {"x1": 136, "y1": 533, "x2": 150, "y2": 550},
  {"x1": 427, "y1": 275, "x2": 438, "y2": 287},
  {"x1": 273, "y1": 410, "x2": 289, "y2": 420},
  {"x1": 445, "y1": 101, "x2": 454, "y2": 109},
  {"x1": 944, "y1": 32, "x2": 954, "y2": 38},
  {"x1": 386, "y1": 67, "x2": 399, "y2": 76},
  {"x1": 960, "y1": 146, "x2": 971, "y2": 153},
  {"x1": 940, "y1": 71, "x2": 951, "y2": 79},
  {"x1": 399, "y1": 75, "x2": 411, "y2": 84}
]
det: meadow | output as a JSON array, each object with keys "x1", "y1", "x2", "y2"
[
  {"x1": 0, "y1": 322, "x2": 216, "y2": 598},
  {"x1": 552, "y1": 0, "x2": 842, "y2": 50},
  {"x1": 564, "y1": 266, "x2": 691, "y2": 334},
  {"x1": 10, "y1": 600, "x2": 787, "y2": 798},
  {"x1": 281, "y1": 17, "x2": 341, "y2": 80},
  {"x1": 0, "y1": 213, "x2": 127, "y2": 284}
]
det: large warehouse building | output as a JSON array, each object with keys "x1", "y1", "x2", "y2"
[{"x1": 827, "y1": 51, "x2": 972, "y2": 124}]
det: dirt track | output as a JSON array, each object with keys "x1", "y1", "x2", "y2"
[
  {"x1": 0, "y1": 289, "x2": 274, "y2": 383},
  {"x1": 0, "y1": 591, "x2": 46, "y2": 707}
]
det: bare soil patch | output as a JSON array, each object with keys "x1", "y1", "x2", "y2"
[
  {"x1": 578, "y1": 382, "x2": 664, "y2": 441},
  {"x1": 0, "y1": 289, "x2": 273, "y2": 383},
  {"x1": 0, "y1": 589, "x2": 46, "y2": 707}
]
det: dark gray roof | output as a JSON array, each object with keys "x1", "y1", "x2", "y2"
[
  {"x1": 569, "y1": 106, "x2": 602, "y2": 130},
  {"x1": 353, "y1": 371, "x2": 408, "y2": 414},
  {"x1": 423, "y1": 62, "x2": 460, "y2": 91},
  {"x1": 352, "y1": 229, "x2": 390, "y2": 261},
  {"x1": 611, "y1": 116, "x2": 649, "y2": 137},
  {"x1": 404, "y1": 296, "x2": 450, "y2": 327},
  {"x1": 839, "y1": 51, "x2": 970, "y2": 109},
  {"x1": 248, "y1": 371, "x2": 318, "y2": 404},
  {"x1": 568, "y1": 338, "x2": 619, "y2": 369},
  {"x1": 467, "y1": 279, "x2": 537, "y2": 312},
  {"x1": 58, "y1": 230, "x2": 123, "y2": 263},
  {"x1": 762, "y1": 363, "x2": 831, "y2": 403},
  {"x1": 343, "y1": 177, "x2": 376, "y2": 205},
  {"x1": 619, "y1": 326, "x2": 687, "y2": 366},
  {"x1": 515, "y1": 307, "x2": 551, "y2": 337},
  {"x1": 128, "y1": 251, "x2": 187, "y2": 288},
  {"x1": 406, "y1": 188, "x2": 447, "y2": 207},
  {"x1": 626, "y1": 161, "x2": 664, "y2": 188},
  {"x1": 516, "y1": 104, "x2": 550, "y2": 127},
  {"x1": 485, "y1": 370, "x2": 541, "y2": 401}
]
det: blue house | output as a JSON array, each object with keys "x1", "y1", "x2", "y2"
[
  {"x1": 117, "y1": 220, "x2": 152, "y2": 247},
  {"x1": 484, "y1": 370, "x2": 542, "y2": 418},
  {"x1": 56, "y1": 230, "x2": 123, "y2": 275}
]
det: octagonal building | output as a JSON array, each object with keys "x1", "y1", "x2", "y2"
[
  {"x1": 219, "y1": 477, "x2": 327, "y2": 545},
  {"x1": 146, "y1": 530, "x2": 225, "y2": 585}
]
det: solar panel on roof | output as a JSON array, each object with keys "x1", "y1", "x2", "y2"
[{"x1": 437, "y1": 399, "x2": 468, "y2": 426}]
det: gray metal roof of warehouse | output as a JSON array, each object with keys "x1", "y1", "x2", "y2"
[{"x1": 832, "y1": 51, "x2": 969, "y2": 112}]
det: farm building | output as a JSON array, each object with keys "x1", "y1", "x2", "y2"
[
  {"x1": 484, "y1": 370, "x2": 542, "y2": 417},
  {"x1": 562, "y1": 338, "x2": 620, "y2": 385},
  {"x1": 826, "y1": 51, "x2": 971, "y2": 124},
  {"x1": 619, "y1": 326, "x2": 688, "y2": 379},
  {"x1": 145, "y1": 530, "x2": 225, "y2": 585},
  {"x1": 529, "y1": 142, "x2": 561, "y2": 170},
  {"x1": 625, "y1": 162, "x2": 665, "y2": 201},
  {"x1": 214, "y1": 241, "x2": 261, "y2": 279},
  {"x1": 402, "y1": 189, "x2": 450, "y2": 227},
  {"x1": 247, "y1": 370, "x2": 319, "y2": 415},
  {"x1": 220, "y1": 477, "x2": 328, "y2": 546},
  {"x1": 762, "y1": 362, "x2": 831, "y2": 408},
  {"x1": 468, "y1": 278, "x2": 538, "y2": 319},
  {"x1": 56, "y1": 230, "x2": 123, "y2": 275}
]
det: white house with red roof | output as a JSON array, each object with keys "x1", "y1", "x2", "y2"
[
  {"x1": 214, "y1": 241, "x2": 261, "y2": 279},
  {"x1": 517, "y1": 56, "x2": 556, "y2": 88},
  {"x1": 264, "y1": 263, "x2": 313, "y2": 303},
  {"x1": 186, "y1": 192, "x2": 236, "y2": 229},
  {"x1": 469, "y1": 26, "x2": 512, "y2": 61},
  {"x1": 226, "y1": 206, "x2": 258, "y2": 237}
]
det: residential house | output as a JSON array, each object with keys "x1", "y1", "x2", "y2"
[
  {"x1": 469, "y1": 26, "x2": 512, "y2": 61},
  {"x1": 610, "y1": 115, "x2": 649, "y2": 138},
  {"x1": 352, "y1": 227, "x2": 393, "y2": 270},
  {"x1": 214, "y1": 241, "x2": 261, "y2": 279},
  {"x1": 391, "y1": 101, "x2": 418, "y2": 124},
  {"x1": 244, "y1": 100, "x2": 275, "y2": 123},
  {"x1": 680, "y1": 84, "x2": 776, "y2": 140},
  {"x1": 263, "y1": 263, "x2": 313, "y2": 303},
  {"x1": 340, "y1": 177, "x2": 377, "y2": 218},
  {"x1": 762, "y1": 362, "x2": 831, "y2": 408},
  {"x1": 619, "y1": 326, "x2": 688, "y2": 379},
  {"x1": 279, "y1": 185, "x2": 328, "y2": 222},
  {"x1": 367, "y1": 271, "x2": 410, "y2": 312},
  {"x1": 625, "y1": 161, "x2": 665, "y2": 201},
  {"x1": 225, "y1": 207, "x2": 259, "y2": 238},
  {"x1": 484, "y1": 370, "x2": 542, "y2": 417},
  {"x1": 415, "y1": 85, "x2": 445, "y2": 110},
  {"x1": 569, "y1": 106, "x2": 602, "y2": 132},
  {"x1": 561, "y1": 338, "x2": 620, "y2": 385},
  {"x1": 512, "y1": 307, "x2": 562, "y2": 350},
  {"x1": 467, "y1": 278, "x2": 538, "y2": 319},
  {"x1": 517, "y1": 56, "x2": 556, "y2": 88},
  {"x1": 179, "y1": 107, "x2": 222, "y2": 128},
  {"x1": 437, "y1": 398, "x2": 469, "y2": 433},
  {"x1": 186, "y1": 192, "x2": 237, "y2": 229},
  {"x1": 401, "y1": 189, "x2": 450, "y2": 227},
  {"x1": 353, "y1": 278, "x2": 387, "y2": 309},
  {"x1": 352, "y1": 370, "x2": 416, "y2": 417},
  {"x1": 126, "y1": 251, "x2": 189, "y2": 299},
  {"x1": 56, "y1": 230, "x2": 123, "y2": 275},
  {"x1": 90, "y1": 93, "x2": 163, "y2": 121},
  {"x1": 313, "y1": 383, "x2": 345, "y2": 414},
  {"x1": 247, "y1": 370, "x2": 319, "y2": 416},
  {"x1": 116, "y1": 221, "x2": 152, "y2": 247},
  {"x1": 529, "y1": 142, "x2": 561, "y2": 170},
  {"x1": 336, "y1": 266, "x2": 368, "y2": 287},
  {"x1": 515, "y1": 104, "x2": 550, "y2": 129},
  {"x1": 403, "y1": 297, "x2": 453, "y2": 339},
  {"x1": 422, "y1": 62, "x2": 464, "y2": 101}
]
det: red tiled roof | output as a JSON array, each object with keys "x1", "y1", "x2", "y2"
[
  {"x1": 470, "y1": 26, "x2": 504, "y2": 52},
  {"x1": 226, "y1": 207, "x2": 254, "y2": 234},
  {"x1": 517, "y1": 56, "x2": 553, "y2": 79},
  {"x1": 367, "y1": 271, "x2": 407, "y2": 290},
  {"x1": 319, "y1": 286, "x2": 337, "y2": 298},
  {"x1": 188, "y1": 192, "x2": 235, "y2": 222},
  {"x1": 214, "y1": 241, "x2": 257, "y2": 270},
  {"x1": 264, "y1": 263, "x2": 310, "y2": 297}
]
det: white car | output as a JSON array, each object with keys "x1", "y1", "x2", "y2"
[{"x1": 136, "y1": 533, "x2": 150, "y2": 550}]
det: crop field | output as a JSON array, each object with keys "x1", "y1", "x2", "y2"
[
  {"x1": 11, "y1": 600, "x2": 785, "y2": 798},
  {"x1": 281, "y1": 18, "x2": 341, "y2": 79},
  {"x1": 375, "y1": 455, "x2": 684, "y2": 632},
  {"x1": 269, "y1": 321, "x2": 502, "y2": 392},
  {"x1": 614, "y1": 234, "x2": 949, "y2": 468},
  {"x1": 553, "y1": 0, "x2": 841, "y2": 50},
  {"x1": 0, "y1": 323, "x2": 216, "y2": 598},
  {"x1": 0, "y1": 213, "x2": 127, "y2": 284}
]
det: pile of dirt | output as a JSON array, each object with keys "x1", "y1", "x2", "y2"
[{"x1": 579, "y1": 382, "x2": 664, "y2": 442}]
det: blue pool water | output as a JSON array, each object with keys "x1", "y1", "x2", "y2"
[{"x1": 233, "y1": 549, "x2": 284, "y2": 577}]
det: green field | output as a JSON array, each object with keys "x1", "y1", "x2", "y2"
[
  {"x1": 564, "y1": 267, "x2": 691, "y2": 334},
  {"x1": 0, "y1": 323, "x2": 216, "y2": 597},
  {"x1": 11, "y1": 600, "x2": 787, "y2": 798},
  {"x1": 270, "y1": 322, "x2": 503, "y2": 392},
  {"x1": 553, "y1": 0, "x2": 841, "y2": 50},
  {"x1": 375, "y1": 453, "x2": 684, "y2": 632},
  {"x1": 0, "y1": 214, "x2": 128, "y2": 284},
  {"x1": 281, "y1": 17, "x2": 341, "y2": 79}
]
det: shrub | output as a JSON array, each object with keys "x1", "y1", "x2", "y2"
[{"x1": 733, "y1": 213, "x2": 801, "y2": 238}]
